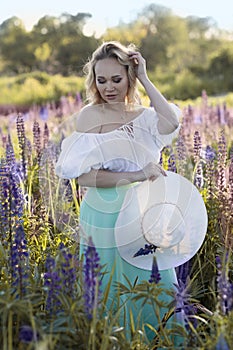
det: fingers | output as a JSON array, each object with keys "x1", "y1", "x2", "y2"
[{"x1": 143, "y1": 162, "x2": 167, "y2": 182}]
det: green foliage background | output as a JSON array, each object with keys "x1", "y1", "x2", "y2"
[{"x1": 0, "y1": 3, "x2": 233, "y2": 107}]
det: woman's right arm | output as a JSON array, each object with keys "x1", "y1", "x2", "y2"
[{"x1": 77, "y1": 163, "x2": 167, "y2": 188}]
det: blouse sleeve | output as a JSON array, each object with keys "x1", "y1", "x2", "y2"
[
  {"x1": 146, "y1": 103, "x2": 181, "y2": 149},
  {"x1": 55, "y1": 132, "x2": 103, "y2": 179}
]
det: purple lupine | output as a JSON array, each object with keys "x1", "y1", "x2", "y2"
[
  {"x1": 19, "y1": 325, "x2": 39, "y2": 343},
  {"x1": 194, "y1": 161, "x2": 204, "y2": 189},
  {"x1": 205, "y1": 145, "x2": 216, "y2": 199},
  {"x1": 16, "y1": 113, "x2": 27, "y2": 178},
  {"x1": 43, "y1": 122, "x2": 50, "y2": 149},
  {"x1": 229, "y1": 147, "x2": 233, "y2": 212},
  {"x1": 176, "y1": 261, "x2": 190, "y2": 286},
  {"x1": 83, "y1": 237, "x2": 102, "y2": 320},
  {"x1": 175, "y1": 132, "x2": 187, "y2": 176},
  {"x1": 216, "y1": 254, "x2": 233, "y2": 315},
  {"x1": 193, "y1": 130, "x2": 201, "y2": 163},
  {"x1": 11, "y1": 224, "x2": 29, "y2": 297},
  {"x1": 217, "y1": 129, "x2": 227, "y2": 192},
  {"x1": 0, "y1": 163, "x2": 11, "y2": 240},
  {"x1": 205, "y1": 145, "x2": 216, "y2": 162},
  {"x1": 168, "y1": 152, "x2": 177, "y2": 173},
  {"x1": 33, "y1": 120, "x2": 41, "y2": 160},
  {"x1": 174, "y1": 280, "x2": 197, "y2": 330},
  {"x1": 149, "y1": 255, "x2": 161, "y2": 284},
  {"x1": 134, "y1": 244, "x2": 158, "y2": 257},
  {"x1": 44, "y1": 255, "x2": 62, "y2": 315},
  {"x1": 59, "y1": 243, "x2": 78, "y2": 297}
]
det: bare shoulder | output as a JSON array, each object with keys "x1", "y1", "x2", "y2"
[{"x1": 76, "y1": 104, "x2": 102, "y2": 133}]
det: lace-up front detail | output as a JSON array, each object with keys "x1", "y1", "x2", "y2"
[{"x1": 118, "y1": 121, "x2": 134, "y2": 138}]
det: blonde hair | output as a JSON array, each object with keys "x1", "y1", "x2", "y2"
[{"x1": 83, "y1": 41, "x2": 141, "y2": 105}]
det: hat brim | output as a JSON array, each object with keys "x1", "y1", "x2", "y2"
[{"x1": 114, "y1": 171, "x2": 208, "y2": 270}]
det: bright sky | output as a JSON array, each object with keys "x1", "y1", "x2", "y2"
[{"x1": 1, "y1": 0, "x2": 233, "y2": 36}]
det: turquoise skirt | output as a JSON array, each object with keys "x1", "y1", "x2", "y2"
[{"x1": 79, "y1": 185, "x2": 184, "y2": 345}]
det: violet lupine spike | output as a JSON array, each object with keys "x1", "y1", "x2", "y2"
[
  {"x1": 6, "y1": 135, "x2": 16, "y2": 166},
  {"x1": 133, "y1": 244, "x2": 158, "y2": 257},
  {"x1": 149, "y1": 255, "x2": 161, "y2": 284},
  {"x1": 16, "y1": 113, "x2": 27, "y2": 178},
  {"x1": 217, "y1": 129, "x2": 227, "y2": 192},
  {"x1": 168, "y1": 152, "x2": 177, "y2": 173},
  {"x1": 205, "y1": 145, "x2": 216, "y2": 199},
  {"x1": 194, "y1": 161, "x2": 204, "y2": 189},
  {"x1": 11, "y1": 224, "x2": 30, "y2": 297},
  {"x1": 44, "y1": 255, "x2": 62, "y2": 315},
  {"x1": 19, "y1": 325, "x2": 39, "y2": 343},
  {"x1": 216, "y1": 254, "x2": 233, "y2": 315},
  {"x1": 83, "y1": 237, "x2": 102, "y2": 320},
  {"x1": 193, "y1": 130, "x2": 202, "y2": 164},
  {"x1": 43, "y1": 122, "x2": 50, "y2": 149},
  {"x1": 176, "y1": 261, "x2": 190, "y2": 286},
  {"x1": 175, "y1": 132, "x2": 187, "y2": 176},
  {"x1": 59, "y1": 243, "x2": 78, "y2": 297},
  {"x1": 174, "y1": 280, "x2": 198, "y2": 331},
  {"x1": 0, "y1": 164, "x2": 11, "y2": 245},
  {"x1": 33, "y1": 120, "x2": 41, "y2": 161},
  {"x1": 228, "y1": 147, "x2": 233, "y2": 211}
]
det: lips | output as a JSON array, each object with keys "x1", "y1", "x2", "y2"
[{"x1": 105, "y1": 94, "x2": 117, "y2": 100}]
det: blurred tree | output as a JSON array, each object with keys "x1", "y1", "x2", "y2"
[
  {"x1": 0, "y1": 7, "x2": 233, "y2": 99},
  {"x1": 0, "y1": 17, "x2": 34, "y2": 73},
  {"x1": 103, "y1": 21, "x2": 147, "y2": 47}
]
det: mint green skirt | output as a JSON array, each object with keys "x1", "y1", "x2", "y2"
[{"x1": 79, "y1": 185, "x2": 184, "y2": 345}]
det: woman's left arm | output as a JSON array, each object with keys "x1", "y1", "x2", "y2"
[{"x1": 129, "y1": 51, "x2": 180, "y2": 134}]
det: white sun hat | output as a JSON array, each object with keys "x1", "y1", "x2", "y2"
[{"x1": 114, "y1": 171, "x2": 208, "y2": 270}]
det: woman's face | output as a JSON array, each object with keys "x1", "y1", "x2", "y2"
[{"x1": 95, "y1": 58, "x2": 129, "y2": 103}]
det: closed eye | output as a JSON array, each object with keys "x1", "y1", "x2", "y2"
[
  {"x1": 112, "y1": 77, "x2": 122, "y2": 83},
  {"x1": 97, "y1": 76, "x2": 122, "y2": 84}
]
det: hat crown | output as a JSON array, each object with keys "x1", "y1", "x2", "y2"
[{"x1": 142, "y1": 203, "x2": 185, "y2": 248}]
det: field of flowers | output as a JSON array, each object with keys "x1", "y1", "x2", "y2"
[{"x1": 0, "y1": 92, "x2": 232, "y2": 349}]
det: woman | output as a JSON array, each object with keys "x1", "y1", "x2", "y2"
[{"x1": 55, "y1": 41, "x2": 182, "y2": 342}]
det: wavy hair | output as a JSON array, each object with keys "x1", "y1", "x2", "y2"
[{"x1": 83, "y1": 41, "x2": 141, "y2": 105}]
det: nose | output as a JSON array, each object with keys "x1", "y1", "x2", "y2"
[{"x1": 105, "y1": 81, "x2": 115, "y2": 91}]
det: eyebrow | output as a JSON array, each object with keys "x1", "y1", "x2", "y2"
[{"x1": 96, "y1": 74, "x2": 122, "y2": 78}]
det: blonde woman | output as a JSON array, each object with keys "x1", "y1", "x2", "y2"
[{"x1": 55, "y1": 41, "x2": 183, "y2": 343}]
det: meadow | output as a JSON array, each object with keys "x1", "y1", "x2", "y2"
[{"x1": 0, "y1": 92, "x2": 232, "y2": 349}]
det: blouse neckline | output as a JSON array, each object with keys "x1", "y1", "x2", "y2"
[{"x1": 74, "y1": 107, "x2": 148, "y2": 136}]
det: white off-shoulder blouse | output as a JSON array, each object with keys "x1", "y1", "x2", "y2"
[{"x1": 55, "y1": 105, "x2": 181, "y2": 179}]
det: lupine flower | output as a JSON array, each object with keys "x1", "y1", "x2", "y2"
[
  {"x1": 59, "y1": 243, "x2": 78, "y2": 297},
  {"x1": 228, "y1": 147, "x2": 233, "y2": 210},
  {"x1": 176, "y1": 261, "x2": 190, "y2": 286},
  {"x1": 216, "y1": 254, "x2": 233, "y2": 315},
  {"x1": 174, "y1": 280, "x2": 197, "y2": 330},
  {"x1": 44, "y1": 255, "x2": 62, "y2": 315},
  {"x1": 149, "y1": 255, "x2": 161, "y2": 284},
  {"x1": 168, "y1": 152, "x2": 177, "y2": 173},
  {"x1": 205, "y1": 145, "x2": 216, "y2": 162},
  {"x1": 203, "y1": 145, "x2": 216, "y2": 199},
  {"x1": 217, "y1": 129, "x2": 227, "y2": 192},
  {"x1": 175, "y1": 132, "x2": 187, "y2": 176},
  {"x1": 194, "y1": 161, "x2": 204, "y2": 189},
  {"x1": 83, "y1": 237, "x2": 102, "y2": 320},
  {"x1": 11, "y1": 224, "x2": 29, "y2": 297},
  {"x1": 43, "y1": 122, "x2": 50, "y2": 148},
  {"x1": 133, "y1": 244, "x2": 157, "y2": 257},
  {"x1": 193, "y1": 130, "x2": 202, "y2": 164},
  {"x1": 16, "y1": 113, "x2": 27, "y2": 177},
  {"x1": 1, "y1": 140, "x2": 25, "y2": 234},
  {"x1": 33, "y1": 120, "x2": 41, "y2": 160},
  {"x1": 19, "y1": 325, "x2": 39, "y2": 343}
]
